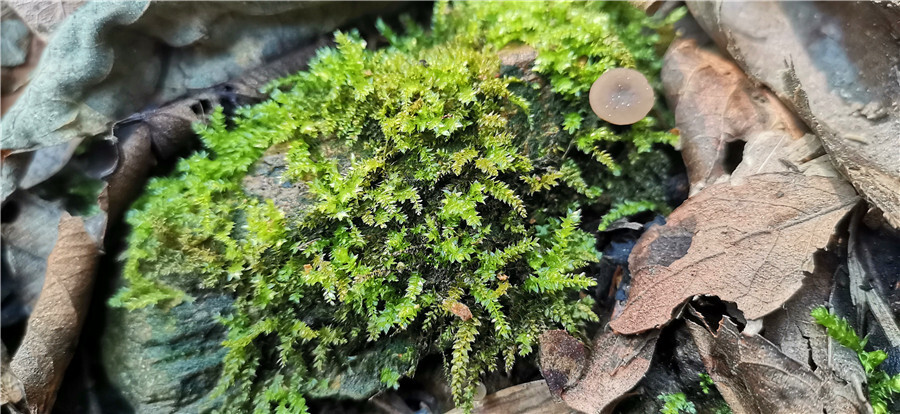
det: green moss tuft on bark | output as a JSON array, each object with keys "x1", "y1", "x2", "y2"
[{"x1": 111, "y1": 2, "x2": 680, "y2": 412}]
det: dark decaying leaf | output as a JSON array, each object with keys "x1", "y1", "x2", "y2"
[
  {"x1": 688, "y1": 0, "x2": 900, "y2": 228},
  {"x1": 687, "y1": 311, "x2": 868, "y2": 413},
  {"x1": 539, "y1": 330, "x2": 587, "y2": 397},
  {"x1": 847, "y1": 208, "x2": 900, "y2": 349},
  {"x1": 102, "y1": 39, "x2": 325, "y2": 223},
  {"x1": 444, "y1": 380, "x2": 574, "y2": 414},
  {"x1": 0, "y1": 192, "x2": 63, "y2": 326},
  {"x1": 610, "y1": 173, "x2": 858, "y2": 335},
  {"x1": 8, "y1": 213, "x2": 100, "y2": 414},
  {"x1": 555, "y1": 330, "x2": 658, "y2": 414}
]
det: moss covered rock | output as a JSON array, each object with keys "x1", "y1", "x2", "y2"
[{"x1": 105, "y1": 2, "x2": 681, "y2": 413}]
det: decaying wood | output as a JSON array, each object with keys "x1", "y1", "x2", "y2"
[{"x1": 8, "y1": 214, "x2": 100, "y2": 414}]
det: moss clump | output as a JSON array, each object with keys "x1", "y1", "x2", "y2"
[{"x1": 111, "y1": 2, "x2": 679, "y2": 412}]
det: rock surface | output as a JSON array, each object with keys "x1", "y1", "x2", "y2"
[{"x1": 102, "y1": 293, "x2": 232, "y2": 413}]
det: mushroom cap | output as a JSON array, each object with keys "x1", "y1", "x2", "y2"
[{"x1": 589, "y1": 68, "x2": 655, "y2": 125}]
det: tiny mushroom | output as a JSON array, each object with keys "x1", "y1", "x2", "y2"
[{"x1": 589, "y1": 67, "x2": 655, "y2": 125}]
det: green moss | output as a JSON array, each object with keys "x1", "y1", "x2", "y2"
[
  {"x1": 112, "y1": 2, "x2": 679, "y2": 413},
  {"x1": 812, "y1": 307, "x2": 900, "y2": 414},
  {"x1": 658, "y1": 392, "x2": 697, "y2": 414}
]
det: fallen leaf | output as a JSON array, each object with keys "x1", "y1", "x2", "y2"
[
  {"x1": 445, "y1": 299, "x2": 473, "y2": 321},
  {"x1": 539, "y1": 330, "x2": 587, "y2": 397},
  {"x1": 444, "y1": 380, "x2": 574, "y2": 414},
  {"x1": 0, "y1": 23, "x2": 44, "y2": 116},
  {"x1": 687, "y1": 312, "x2": 867, "y2": 413},
  {"x1": 558, "y1": 330, "x2": 658, "y2": 414},
  {"x1": 9, "y1": 213, "x2": 100, "y2": 414},
  {"x1": 762, "y1": 250, "x2": 837, "y2": 376},
  {"x1": 0, "y1": 1, "x2": 395, "y2": 154},
  {"x1": 661, "y1": 36, "x2": 822, "y2": 195},
  {"x1": 846, "y1": 208, "x2": 900, "y2": 348},
  {"x1": 6, "y1": 0, "x2": 84, "y2": 40},
  {"x1": 610, "y1": 172, "x2": 858, "y2": 334},
  {"x1": 17, "y1": 140, "x2": 80, "y2": 190},
  {"x1": 689, "y1": 1, "x2": 900, "y2": 228},
  {"x1": 1, "y1": 342, "x2": 25, "y2": 408},
  {"x1": 0, "y1": 192, "x2": 63, "y2": 326}
]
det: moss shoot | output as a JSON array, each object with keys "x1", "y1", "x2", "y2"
[{"x1": 111, "y1": 2, "x2": 681, "y2": 412}]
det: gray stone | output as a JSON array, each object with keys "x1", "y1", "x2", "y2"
[{"x1": 102, "y1": 293, "x2": 232, "y2": 414}]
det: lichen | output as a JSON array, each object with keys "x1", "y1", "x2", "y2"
[{"x1": 111, "y1": 2, "x2": 680, "y2": 413}]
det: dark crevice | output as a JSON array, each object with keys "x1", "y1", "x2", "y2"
[
  {"x1": 723, "y1": 139, "x2": 746, "y2": 174},
  {"x1": 802, "y1": 334, "x2": 818, "y2": 371},
  {"x1": 1, "y1": 199, "x2": 20, "y2": 223},
  {"x1": 189, "y1": 99, "x2": 213, "y2": 116}
]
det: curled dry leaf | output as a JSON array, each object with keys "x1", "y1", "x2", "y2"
[
  {"x1": 99, "y1": 39, "x2": 325, "y2": 223},
  {"x1": 687, "y1": 313, "x2": 867, "y2": 413},
  {"x1": 610, "y1": 173, "x2": 858, "y2": 335},
  {"x1": 688, "y1": 1, "x2": 900, "y2": 228},
  {"x1": 661, "y1": 36, "x2": 822, "y2": 195},
  {"x1": 444, "y1": 380, "x2": 574, "y2": 414},
  {"x1": 9, "y1": 213, "x2": 100, "y2": 414},
  {"x1": 555, "y1": 330, "x2": 659, "y2": 414}
]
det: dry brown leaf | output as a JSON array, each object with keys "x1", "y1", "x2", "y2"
[
  {"x1": 444, "y1": 299, "x2": 473, "y2": 321},
  {"x1": 539, "y1": 330, "x2": 587, "y2": 397},
  {"x1": 445, "y1": 380, "x2": 575, "y2": 414},
  {"x1": 762, "y1": 251, "x2": 837, "y2": 375},
  {"x1": 558, "y1": 330, "x2": 658, "y2": 414},
  {"x1": 688, "y1": 1, "x2": 900, "y2": 228},
  {"x1": 661, "y1": 36, "x2": 816, "y2": 195},
  {"x1": 610, "y1": 172, "x2": 858, "y2": 335},
  {"x1": 687, "y1": 313, "x2": 867, "y2": 413},
  {"x1": 8, "y1": 213, "x2": 99, "y2": 414},
  {"x1": 1, "y1": 342, "x2": 25, "y2": 408}
]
